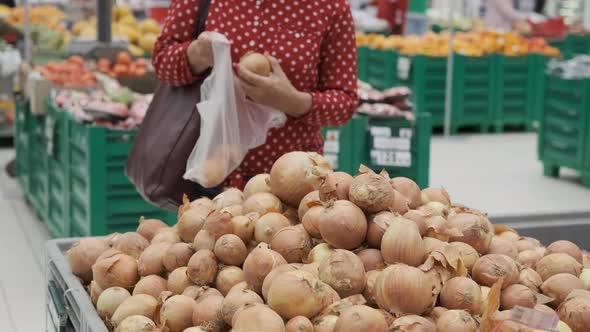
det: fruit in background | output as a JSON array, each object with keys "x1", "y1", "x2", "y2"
[
  {"x1": 117, "y1": 52, "x2": 132, "y2": 66},
  {"x1": 128, "y1": 44, "x2": 145, "y2": 57},
  {"x1": 139, "y1": 19, "x2": 160, "y2": 34},
  {"x1": 36, "y1": 56, "x2": 96, "y2": 87},
  {"x1": 139, "y1": 34, "x2": 157, "y2": 54},
  {"x1": 97, "y1": 52, "x2": 149, "y2": 78}
]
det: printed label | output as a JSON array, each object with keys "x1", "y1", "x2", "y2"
[
  {"x1": 373, "y1": 137, "x2": 411, "y2": 151},
  {"x1": 398, "y1": 56, "x2": 412, "y2": 80},
  {"x1": 371, "y1": 150, "x2": 412, "y2": 167},
  {"x1": 324, "y1": 153, "x2": 339, "y2": 169},
  {"x1": 325, "y1": 130, "x2": 339, "y2": 141},
  {"x1": 370, "y1": 126, "x2": 391, "y2": 137},
  {"x1": 323, "y1": 141, "x2": 339, "y2": 154}
]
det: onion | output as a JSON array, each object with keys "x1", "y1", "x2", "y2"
[
  {"x1": 192, "y1": 294, "x2": 225, "y2": 332},
  {"x1": 232, "y1": 303, "x2": 286, "y2": 332},
  {"x1": 558, "y1": 321, "x2": 574, "y2": 332},
  {"x1": 243, "y1": 173, "x2": 271, "y2": 198},
  {"x1": 472, "y1": 254, "x2": 519, "y2": 289},
  {"x1": 189, "y1": 197, "x2": 215, "y2": 210},
  {"x1": 243, "y1": 192, "x2": 283, "y2": 215},
  {"x1": 255, "y1": 212, "x2": 291, "y2": 244},
  {"x1": 480, "y1": 286, "x2": 490, "y2": 314},
  {"x1": 319, "y1": 250, "x2": 366, "y2": 298},
  {"x1": 429, "y1": 306, "x2": 449, "y2": 322},
  {"x1": 216, "y1": 266, "x2": 246, "y2": 296},
  {"x1": 240, "y1": 52, "x2": 271, "y2": 76},
  {"x1": 270, "y1": 225, "x2": 312, "y2": 263},
  {"x1": 580, "y1": 269, "x2": 590, "y2": 290},
  {"x1": 182, "y1": 286, "x2": 222, "y2": 302},
  {"x1": 313, "y1": 315, "x2": 338, "y2": 332},
  {"x1": 374, "y1": 264, "x2": 432, "y2": 315},
  {"x1": 93, "y1": 254, "x2": 139, "y2": 290},
  {"x1": 348, "y1": 171, "x2": 395, "y2": 213},
  {"x1": 440, "y1": 277, "x2": 482, "y2": 314},
  {"x1": 112, "y1": 232, "x2": 149, "y2": 259},
  {"x1": 558, "y1": 296, "x2": 590, "y2": 332},
  {"x1": 391, "y1": 177, "x2": 421, "y2": 209},
  {"x1": 136, "y1": 217, "x2": 169, "y2": 242},
  {"x1": 90, "y1": 281, "x2": 103, "y2": 306},
  {"x1": 420, "y1": 187, "x2": 450, "y2": 206},
  {"x1": 193, "y1": 230, "x2": 216, "y2": 252},
  {"x1": 111, "y1": 294, "x2": 158, "y2": 327},
  {"x1": 436, "y1": 310, "x2": 476, "y2": 332},
  {"x1": 500, "y1": 284, "x2": 536, "y2": 309},
  {"x1": 301, "y1": 262, "x2": 321, "y2": 277},
  {"x1": 159, "y1": 295, "x2": 197, "y2": 332},
  {"x1": 333, "y1": 305, "x2": 388, "y2": 332},
  {"x1": 261, "y1": 264, "x2": 301, "y2": 301},
  {"x1": 418, "y1": 201, "x2": 449, "y2": 217},
  {"x1": 424, "y1": 237, "x2": 447, "y2": 255},
  {"x1": 267, "y1": 270, "x2": 332, "y2": 319},
  {"x1": 213, "y1": 234, "x2": 247, "y2": 266},
  {"x1": 187, "y1": 249, "x2": 218, "y2": 286},
  {"x1": 390, "y1": 315, "x2": 437, "y2": 332},
  {"x1": 151, "y1": 228, "x2": 181, "y2": 245},
  {"x1": 366, "y1": 211, "x2": 395, "y2": 248},
  {"x1": 541, "y1": 273, "x2": 584, "y2": 306},
  {"x1": 448, "y1": 242, "x2": 480, "y2": 273},
  {"x1": 547, "y1": 241, "x2": 583, "y2": 264},
  {"x1": 403, "y1": 210, "x2": 429, "y2": 236},
  {"x1": 168, "y1": 267, "x2": 194, "y2": 294},
  {"x1": 163, "y1": 243, "x2": 195, "y2": 272},
  {"x1": 516, "y1": 237, "x2": 541, "y2": 252},
  {"x1": 97, "y1": 287, "x2": 131, "y2": 320},
  {"x1": 488, "y1": 236, "x2": 518, "y2": 259},
  {"x1": 138, "y1": 243, "x2": 170, "y2": 277},
  {"x1": 381, "y1": 217, "x2": 426, "y2": 267},
  {"x1": 537, "y1": 253, "x2": 583, "y2": 281},
  {"x1": 535, "y1": 303, "x2": 557, "y2": 315},
  {"x1": 519, "y1": 268, "x2": 543, "y2": 292},
  {"x1": 132, "y1": 275, "x2": 167, "y2": 299},
  {"x1": 363, "y1": 270, "x2": 380, "y2": 305},
  {"x1": 391, "y1": 189, "x2": 411, "y2": 215},
  {"x1": 203, "y1": 211, "x2": 234, "y2": 241},
  {"x1": 318, "y1": 200, "x2": 367, "y2": 250},
  {"x1": 178, "y1": 205, "x2": 214, "y2": 243},
  {"x1": 231, "y1": 213, "x2": 259, "y2": 244},
  {"x1": 302, "y1": 205, "x2": 323, "y2": 239},
  {"x1": 319, "y1": 172, "x2": 353, "y2": 201},
  {"x1": 498, "y1": 231, "x2": 520, "y2": 242},
  {"x1": 222, "y1": 281, "x2": 264, "y2": 325},
  {"x1": 447, "y1": 213, "x2": 493, "y2": 255},
  {"x1": 68, "y1": 238, "x2": 110, "y2": 284},
  {"x1": 115, "y1": 315, "x2": 156, "y2": 332},
  {"x1": 307, "y1": 243, "x2": 335, "y2": 264},
  {"x1": 424, "y1": 215, "x2": 453, "y2": 241},
  {"x1": 517, "y1": 249, "x2": 543, "y2": 269},
  {"x1": 243, "y1": 243, "x2": 287, "y2": 293},
  {"x1": 213, "y1": 188, "x2": 244, "y2": 210},
  {"x1": 357, "y1": 249, "x2": 385, "y2": 272},
  {"x1": 298, "y1": 190, "x2": 320, "y2": 221},
  {"x1": 286, "y1": 316, "x2": 314, "y2": 332}
]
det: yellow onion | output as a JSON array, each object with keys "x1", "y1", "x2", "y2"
[
  {"x1": 163, "y1": 243, "x2": 195, "y2": 272},
  {"x1": 579, "y1": 269, "x2": 590, "y2": 290},
  {"x1": 255, "y1": 212, "x2": 291, "y2": 244},
  {"x1": 193, "y1": 230, "x2": 216, "y2": 252},
  {"x1": 214, "y1": 234, "x2": 247, "y2": 266},
  {"x1": 301, "y1": 262, "x2": 321, "y2": 277},
  {"x1": 381, "y1": 217, "x2": 426, "y2": 267},
  {"x1": 220, "y1": 205, "x2": 244, "y2": 217},
  {"x1": 159, "y1": 295, "x2": 197, "y2": 332},
  {"x1": 519, "y1": 268, "x2": 543, "y2": 292},
  {"x1": 261, "y1": 264, "x2": 302, "y2": 301},
  {"x1": 299, "y1": 191, "x2": 320, "y2": 220},
  {"x1": 115, "y1": 315, "x2": 156, "y2": 332},
  {"x1": 420, "y1": 187, "x2": 451, "y2": 206},
  {"x1": 178, "y1": 205, "x2": 214, "y2": 243},
  {"x1": 447, "y1": 213, "x2": 493, "y2": 255},
  {"x1": 516, "y1": 237, "x2": 541, "y2": 252},
  {"x1": 448, "y1": 242, "x2": 480, "y2": 273},
  {"x1": 203, "y1": 211, "x2": 234, "y2": 241},
  {"x1": 232, "y1": 303, "x2": 286, "y2": 332},
  {"x1": 404, "y1": 210, "x2": 429, "y2": 236},
  {"x1": 286, "y1": 316, "x2": 314, "y2": 332},
  {"x1": 501, "y1": 284, "x2": 536, "y2": 309},
  {"x1": 313, "y1": 315, "x2": 338, "y2": 332},
  {"x1": 424, "y1": 216, "x2": 453, "y2": 241},
  {"x1": 111, "y1": 294, "x2": 158, "y2": 327},
  {"x1": 215, "y1": 265, "x2": 246, "y2": 296},
  {"x1": 138, "y1": 243, "x2": 170, "y2": 277},
  {"x1": 319, "y1": 250, "x2": 366, "y2": 298},
  {"x1": 390, "y1": 315, "x2": 437, "y2": 332},
  {"x1": 112, "y1": 232, "x2": 149, "y2": 259},
  {"x1": 546, "y1": 240, "x2": 583, "y2": 264},
  {"x1": 440, "y1": 277, "x2": 482, "y2": 314},
  {"x1": 391, "y1": 189, "x2": 411, "y2": 215},
  {"x1": 333, "y1": 305, "x2": 388, "y2": 332},
  {"x1": 151, "y1": 228, "x2": 181, "y2": 245},
  {"x1": 317, "y1": 200, "x2": 367, "y2": 250},
  {"x1": 187, "y1": 249, "x2": 218, "y2": 286},
  {"x1": 95, "y1": 248, "x2": 124, "y2": 264},
  {"x1": 97, "y1": 287, "x2": 131, "y2": 321},
  {"x1": 192, "y1": 294, "x2": 225, "y2": 332},
  {"x1": 230, "y1": 213, "x2": 259, "y2": 244},
  {"x1": 423, "y1": 237, "x2": 447, "y2": 255},
  {"x1": 132, "y1": 275, "x2": 167, "y2": 299},
  {"x1": 349, "y1": 171, "x2": 395, "y2": 213},
  {"x1": 188, "y1": 197, "x2": 215, "y2": 210},
  {"x1": 366, "y1": 211, "x2": 395, "y2": 248},
  {"x1": 357, "y1": 249, "x2": 385, "y2": 272},
  {"x1": 472, "y1": 254, "x2": 519, "y2": 289},
  {"x1": 270, "y1": 225, "x2": 312, "y2": 263},
  {"x1": 243, "y1": 243, "x2": 287, "y2": 293},
  {"x1": 222, "y1": 281, "x2": 264, "y2": 325},
  {"x1": 436, "y1": 310, "x2": 477, "y2": 332},
  {"x1": 558, "y1": 296, "x2": 590, "y2": 332},
  {"x1": 243, "y1": 192, "x2": 283, "y2": 215},
  {"x1": 488, "y1": 236, "x2": 518, "y2": 259},
  {"x1": 302, "y1": 205, "x2": 323, "y2": 239},
  {"x1": 480, "y1": 286, "x2": 490, "y2": 314},
  {"x1": 268, "y1": 270, "x2": 332, "y2": 319},
  {"x1": 307, "y1": 243, "x2": 336, "y2": 264},
  {"x1": 93, "y1": 254, "x2": 139, "y2": 290},
  {"x1": 518, "y1": 249, "x2": 543, "y2": 269},
  {"x1": 429, "y1": 306, "x2": 449, "y2": 323},
  {"x1": 168, "y1": 267, "x2": 194, "y2": 294},
  {"x1": 90, "y1": 281, "x2": 103, "y2": 306},
  {"x1": 68, "y1": 238, "x2": 110, "y2": 284},
  {"x1": 182, "y1": 286, "x2": 222, "y2": 302},
  {"x1": 537, "y1": 253, "x2": 583, "y2": 281},
  {"x1": 363, "y1": 270, "x2": 381, "y2": 306},
  {"x1": 319, "y1": 172, "x2": 353, "y2": 201},
  {"x1": 391, "y1": 177, "x2": 421, "y2": 209},
  {"x1": 243, "y1": 173, "x2": 271, "y2": 198},
  {"x1": 541, "y1": 273, "x2": 583, "y2": 306},
  {"x1": 498, "y1": 231, "x2": 520, "y2": 242},
  {"x1": 418, "y1": 201, "x2": 449, "y2": 217},
  {"x1": 374, "y1": 264, "x2": 432, "y2": 315},
  {"x1": 213, "y1": 188, "x2": 244, "y2": 210},
  {"x1": 269, "y1": 151, "x2": 333, "y2": 207},
  {"x1": 558, "y1": 321, "x2": 573, "y2": 332}
]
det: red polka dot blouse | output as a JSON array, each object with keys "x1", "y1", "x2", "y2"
[{"x1": 153, "y1": 0, "x2": 358, "y2": 189}]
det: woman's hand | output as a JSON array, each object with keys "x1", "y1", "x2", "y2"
[
  {"x1": 187, "y1": 32, "x2": 214, "y2": 75},
  {"x1": 235, "y1": 55, "x2": 312, "y2": 117}
]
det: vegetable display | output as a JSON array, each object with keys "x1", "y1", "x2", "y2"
[{"x1": 67, "y1": 153, "x2": 588, "y2": 332}]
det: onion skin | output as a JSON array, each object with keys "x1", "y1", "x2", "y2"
[
  {"x1": 488, "y1": 236, "x2": 518, "y2": 259},
  {"x1": 132, "y1": 275, "x2": 168, "y2": 299},
  {"x1": 215, "y1": 266, "x2": 246, "y2": 296},
  {"x1": 151, "y1": 228, "x2": 181, "y2": 245},
  {"x1": 349, "y1": 172, "x2": 396, "y2": 213},
  {"x1": 537, "y1": 253, "x2": 583, "y2": 281},
  {"x1": 519, "y1": 268, "x2": 543, "y2": 292},
  {"x1": 255, "y1": 212, "x2": 291, "y2": 244},
  {"x1": 221, "y1": 282, "x2": 264, "y2": 325},
  {"x1": 243, "y1": 243, "x2": 287, "y2": 293},
  {"x1": 167, "y1": 267, "x2": 194, "y2": 294},
  {"x1": 177, "y1": 205, "x2": 214, "y2": 243},
  {"x1": 112, "y1": 232, "x2": 149, "y2": 259},
  {"x1": 374, "y1": 264, "x2": 433, "y2": 315},
  {"x1": 580, "y1": 269, "x2": 590, "y2": 291},
  {"x1": 232, "y1": 303, "x2": 286, "y2": 332},
  {"x1": 319, "y1": 250, "x2": 366, "y2": 298},
  {"x1": 381, "y1": 217, "x2": 426, "y2": 267},
  {"x1": 192, "y1": 294, "x2": 225, "y2": 332},
  {"x1": 357, "y1": 249, "x2": 385, "y2": 272},
  {"x1": 366, "y1": 211, "x2": 395, "y2": 249},
  {"x1": 421, "y1": 187, "x2": 450, "y2": 206},
  {"x1": 243, "y1": 192, "x2": 283, "y2": 215},
  {"x1": 97, "y1": 287, "x2": 131, "y2": 321},
  {"x1": 203, "y1": 211, "x2": 234, "y2": 241},
  {"x1": 159, "y1": 295, "x2": 197, "y2": 332},
  {"x1": 320, "y1": 172, "x2": 353, "y2": 202},
  {"x1": 286, "y1": 316, "x2": 314, "y2": 332},
  {"x1": 557, "y1": 296, "x2": 590, "y2": 332},
  {"x1": 447, "y1": 213, "x2": 493, "y2": 255},
  {"x1": 436, "y1": 310, "x2": 477, "y2": 332},
  {"x1": 546, "y1": 240, "x2": 583, "y2": 264},
  {"x1": 429, "y1": 306, "x2": 449, "y2": 323},
  {"x1": 214, "y1": 234, "x2": 247, "y2": 266},
  {"x1": 541, "y1": 273, "x2": 584, "y2": 306},
  {"x1": 187, "y1": 250, "x2": 218, "y2": 286},
  {"x1": 472, "y1": 254, "x2": 519, "y2": 289},
  {"x1": 111, "y1": 294, "x2": 158, "y2": 328},
  {"x1": 270, "y1": 225, "x2": 312, "y2": 263},
  {"x1": 302, "y1": 205, "x2": 323, "y2": 239},
  {"x1": 423, "y1": 237, "x2": 447, "y2": 255},
  {"x1": 243, "y1": 173, "x2": 271, "y2": 198},
  {"x1": 516, "y1": 237, "x2": 541, "y2": 252},
  {"x1": 230, "y1": 213, "x2": 258, "y2": 244},
  {"x1": 440, "y1": 277, "x2": 482, "y2": 314},
  {"x1": 313, "y1": 315, "x2": 338, "y2": 332},
  {"x1": 390, "y1": 315, "x2": 437, "y2": 332},
  {"x1": 163, "y1": 243, "x2": 195, "y2": 272},
  {"x1": 391, "y1": 177, "x2": 421, "y2": 209},
  {"x1": 269, "y1": 151, "x2": 333, "y2": 207},
  {"x1": 213, "y1": 188, "x2": 244, "y2": 210},
  {"x1": 363, "y1": 270, "x2": 381, "y2": 305},
  {"x1": 307, "y1": 243, "x2": 335, "y2": 264},
  {"x1": 333, "y1": 305, "x2": 388, "y2": 332},
  {"x1": 268, "y1": 270, "x2": 332, "y2": 319},
  {"x1": 517, "y1": 249, "x2": 543, "y2": 269},
  {"x1": 193, "y1": 230, "x2": 216, "y2": 252},
  {"x1": 68, "y1": 238, "x2": 110, "y2": 284},
  {"x1": 391, "y1": 189, "x2": 411, "y2": 215},
  {"x1": 448, "y1": 242, "x2": 479, "y2": 273},
  {"x1": 318, "y1": 200, "x2": 367, "y2": 250},
  {"x1": 500, "y1": 284, "x2": 536, "y2": 310},
  {"x1": 92, "y1": 254, "x2": 139, "y2": 290},
  {"x1": 403, "y1": 210, "x2": 429, "y2": 236},
  {"x1": 182, "y1": 286, "x2": 222, "y2": 302},
  {"x1": 138, "y1": 243, "x2": 171, "y2": 277},
  {"x1": 298, "y1": 191, "x2": 320, "y2": 221},
  {"x1": 90, "y1": 281, "x2": 103, "y2": 306},
  {"x1": 115, "y1": 315, "x2": 156, "y2": 332}
]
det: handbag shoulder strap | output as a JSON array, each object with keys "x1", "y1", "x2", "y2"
[{"x1": 194, "y1": 0, "x2": 212, "y2": 37}]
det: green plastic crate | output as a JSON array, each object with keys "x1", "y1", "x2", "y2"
[
  {"x1": 15, "y1": 96, "x2": 30, "y2": 192},
  {"x1": 357, "y1": 47, "x2": 369, "y2": 83},
  {"x1": 527, "y1": 54, "x2": 548, "y2": 127},
  {"x1": 322, "y1": 113, "x2": 431, "y2": 188},
  {"x1": 365, "y1": 49, "x2": 398, "y2": 90},
  {"x1": 28, "y1": 112, "x2": 49, "y2": 218}
]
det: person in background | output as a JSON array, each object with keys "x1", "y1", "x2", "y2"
[
  {"x1": 484, "y1": 0, "x2": 530, "y2": 31},
  {"x1": 535, "y1": 0, "x2": 547, "y2": 14}
]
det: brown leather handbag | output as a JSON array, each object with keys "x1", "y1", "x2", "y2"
[{"x1": 126, "y1": 0, "x2": 219, "y2": 211}]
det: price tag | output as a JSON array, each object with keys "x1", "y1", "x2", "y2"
[
  {"x1": 371, "y1": 151, "x2": 412, "y2": 167},
  {"x1": 323, "y1": 140, "x2": 339, "y2": 154},
  {"x1": 373, "y1": 137, "x2": 411, "y2": 151},
  {"x1": 370, "y1": 126, "x2": 391, "y2": 137},
  {"x1": 398, "y1": 56, "x2": 412, "y2": 80},
  {"x1": 399, "y1": 128, "x2": 413, "y2": 139},
  {"x1": 324, "y1": 153, "x2": 339, "y2": 169},
  {"x1": 325, "y1": 130, "x2": 339, "y2": 141}
]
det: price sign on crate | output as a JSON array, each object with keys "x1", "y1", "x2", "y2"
[
  {"x1": 369, "y1": 125, "x2": 413, "y2": 168},
  {"x1": 398, "y1": 56, "x2": 412, "y2": 80},
  {"x1": 323, "y1": 129, "x2": 340, "y2": 169}
]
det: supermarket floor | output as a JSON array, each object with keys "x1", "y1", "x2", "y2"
[{"x1": 1, "y1": 132, "x2": 590, "y2": 331}]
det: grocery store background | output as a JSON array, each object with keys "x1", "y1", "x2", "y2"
[{"x1": 0, "y1": 0, "x2": 590, "y2": 331}]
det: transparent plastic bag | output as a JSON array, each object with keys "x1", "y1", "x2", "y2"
[{"x1": 184, "y1": 32, "x2": 287, "y2": 188}]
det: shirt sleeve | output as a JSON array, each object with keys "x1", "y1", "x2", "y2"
[
  {"x1": 299, "y1": 0, "x2": 358, "y2": 127},
  {"x1": 152, "y1": 0, "x2": 201, "y2": 86},
  {"x1": 493, "y1": 0, "x2": 525, "y2": 23}
]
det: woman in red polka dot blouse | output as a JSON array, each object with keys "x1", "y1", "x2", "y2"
[{"x1": 153, "y1": 0, "x2": 358, "y2": 189}]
